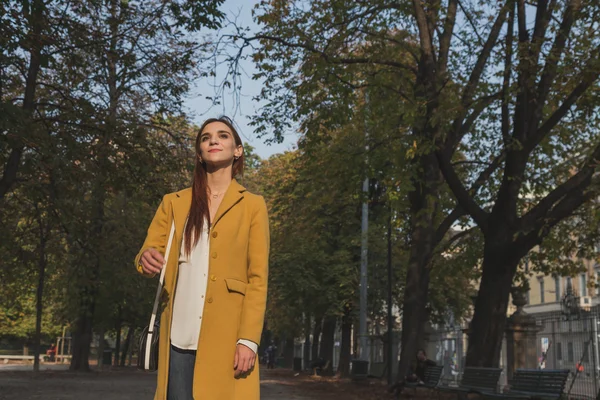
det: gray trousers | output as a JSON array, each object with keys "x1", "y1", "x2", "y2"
[{"x1": 167, "y1": 345, "x2": 196, "y2": 400}]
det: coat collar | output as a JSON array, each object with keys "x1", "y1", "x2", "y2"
[{"x1": 171, "y1": 179, "x2": 246, "y2": 238}]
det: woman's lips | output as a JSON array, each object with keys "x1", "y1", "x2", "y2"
[{"x1": 208, "y1": 149, "x2": 222, "y2": 153}]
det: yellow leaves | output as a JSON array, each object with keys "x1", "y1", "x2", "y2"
[{"x1": 406, "y1": 140, "x2": 418, "y2": 160}]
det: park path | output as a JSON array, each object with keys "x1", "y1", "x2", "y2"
[{"x1": 0, "y1": 367, "x2": 315, "y2": 400}]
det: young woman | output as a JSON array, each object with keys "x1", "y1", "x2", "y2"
[{"x1": 135, "y1": 116, "x2": 269, "y2": 400}]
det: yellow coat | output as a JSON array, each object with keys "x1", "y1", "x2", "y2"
[{"x1": 135, "y1": 180, "x2": 269, "y2": 400}]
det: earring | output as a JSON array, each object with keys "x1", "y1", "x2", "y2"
[
  {"x1": 234, "y1": 156, "x2": 239, "y2": 161},
  {"x1": 197, "y1": 154, "x2": 203, "y2": 163}
]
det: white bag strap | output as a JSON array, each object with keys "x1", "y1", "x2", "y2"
[
  {"x1": 144, "y1": 220, "x2": 175, "y2": 370},
  {"x1": 148, "y1": 219, "x2": 176, "y2": 332}
]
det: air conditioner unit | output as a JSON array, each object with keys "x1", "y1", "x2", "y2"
[{"x1": 580, "y1": 296, "x2": 592, "y2": 310}]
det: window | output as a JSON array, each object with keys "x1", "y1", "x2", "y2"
[
  {"x1": 556, "y1": 343, "x2": 563, "y2": 361},
  {"x1": 539, "y1": 278, "x2": 545, "y2": 304},
  {"x1": 596, "y1": 269, "x2": 599, "y2": 296},
  {"x1": 580, "y1": 274, "x2": 587, "y2": 297},
  {"x1": 566, "y1": 277, "x2": 573, "y2": 292},
  {"x1": 555, "y1": 277, "x2": 561, "y2": 301},
  {"x1": 568, "y1": 342, "x2": 574, "y2": 362}
]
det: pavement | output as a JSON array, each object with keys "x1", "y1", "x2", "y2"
[{"x1": 0, "y1": 365, "x2": 316, "y2": 400}]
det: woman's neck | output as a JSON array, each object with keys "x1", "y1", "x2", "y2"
[{"x1": 206, "y1": 167, "x2": 233, "y2": 195}]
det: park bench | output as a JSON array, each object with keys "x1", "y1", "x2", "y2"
[
  {"x1": 1, "y1": 355, "x2": 44, "y2": 364},
  {"x1": 486, "y1": 369, "x2": 569, "y2": 400},
  {"x1": 438, "y1": 367, "x2": 502, "y2": 397},
  {"x1": 403, "y1": 365, "x2": 444, "y2": 393}
]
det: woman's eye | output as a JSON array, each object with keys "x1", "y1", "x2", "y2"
[
  {"x1": 220, "y1": 134, "x2": 229, "y2": 139},
  {"x1": 201, "y1": 136, "x2": 209, "y2": 141}
]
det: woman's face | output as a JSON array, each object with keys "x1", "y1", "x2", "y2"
[{"x1": 198, "y1": 121, "x2": 242, "y2": 167}]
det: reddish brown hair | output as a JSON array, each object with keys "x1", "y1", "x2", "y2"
[{"x1": 184, "y1": 116, "x2": 244, "y2": 255}]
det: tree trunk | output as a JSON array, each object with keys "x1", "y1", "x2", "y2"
[
  {"x1": 283, "y1": 337, "x2": 294, "y2": 368},
  {"x1": 466, "y1": 243, "x2": 522, "y2": 367},
  {"x1": 69, "y1": 309, "x2": 94, "y2": 371},
  {"x1": 319, "y1": 316, "x2": 336, "y2": 375},
  {"x1": 97, "y1": 326, "x2": 106, "y2": 369},
  {"x1": 396, "y1": 153, "x2": 439, "y2": 383},
  {"x1": 303, "y1": 314, "x2": 311, "y2": 369},
  {"x1": 337, "y1": 310, "x2": 352, "y2": 377},
  {"x1": 114, "y1": 307, "x2": 122, "y2": 366},
  {"x1": 33, "y1": 208, "x2": 48, "y2": 373},
  {"x1": 120, "y1": 327, "x2": 133, "y2": 366},
  {"x1": 311, "y1": 314, "x2": 323, "y2": 362}
]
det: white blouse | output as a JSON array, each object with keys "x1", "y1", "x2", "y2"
[{"x1": 170, "y1": 221, "x2": 257, "y2": 353}]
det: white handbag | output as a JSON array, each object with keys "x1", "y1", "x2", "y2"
[{"x1": 137, "y1": 220, "x2": 175, "y2": 371}]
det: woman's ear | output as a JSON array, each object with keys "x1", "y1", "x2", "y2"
[{"x1": 234, "y1": 145, "x2": 243, "y2": 159}]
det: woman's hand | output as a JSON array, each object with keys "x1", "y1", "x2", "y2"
[
  {"x1": 140, "y1": 248, "x2": 165, "y2": 275},
  {"x1": 234, "y1": 344, "x2": 256, "y2": 377}
]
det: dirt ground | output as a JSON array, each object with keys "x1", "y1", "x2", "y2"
[{"x1": 0, "y1": 367, "x2": 398, "y2": 400}]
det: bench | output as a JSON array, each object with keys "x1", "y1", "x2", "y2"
[
  {"x1": 487, "y1": 369, "x2": 569, "y2": 399},
  {"x1": 439, "y1": 367, "x2": 502, "y2": 396},
  {"x1": 1, "y1": 355, "x2": 44, "y2": 364},
  {"x1": 404, "y1": 365, "x2": 444, "y2": 390}
]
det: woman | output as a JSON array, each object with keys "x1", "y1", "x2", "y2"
[{"x1": 135, "y1": 116, "x2": 269, "y2": 400}]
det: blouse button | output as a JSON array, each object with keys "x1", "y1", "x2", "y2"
[
  {"x1": 211, "y1": 252, "x2": 217, "y2": 259},
  {"x1": 210, "y1": 275, "x2": 217, "y2": 281},
  {"x1": 212, "y1": 231, "x2": 218, "y2": 238},
  {"x1": 207, "y1": 298, "x2": 213, "y2": 304}
]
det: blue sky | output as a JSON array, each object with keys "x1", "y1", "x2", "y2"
[{"x1": 183, "y1": 0, "x2": 299, "y2": 160}]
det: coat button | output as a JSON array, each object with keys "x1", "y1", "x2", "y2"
[
  {"x1": 207, "y1": 297, "x2": 213, "y2": 303},
  {"x1": 210, "y1": 275, "x2": 217, "y2": 281},
  {"x1": 212, "y1": 231, "x2": 218, "y2": 238},
  {"x1": 211, "y1": 252, "x2": 217, "y2": 259}
]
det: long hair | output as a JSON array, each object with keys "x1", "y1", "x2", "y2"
[{"x1": 184, "y1": 116, "x2": 245, "y2": 255}]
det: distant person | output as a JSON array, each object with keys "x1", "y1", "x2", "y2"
[
  {"x1": 46, "y1": 344, "x2": 56, "y2": 362},
  {"x1": 390, "y1": 349, "x2": 437, "y2": 393},
  {"x1": 136, "y1": 117, "x2": 270, "y2": 400},
  {"x1": 406, "y1": 349, "x2": 437, "y2": 383},
  {"x1": 266, "y1": 343, "x2": 277, "y2": 369}
]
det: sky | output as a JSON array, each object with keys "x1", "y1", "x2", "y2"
[{"x1": 182, "y1": 0, "x2": 299, "y2": 160}]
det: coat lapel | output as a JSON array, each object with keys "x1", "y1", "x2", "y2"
[
  {"x1": 172, "y1": 188, "x2": 192, "y2": 246},
  {"x1": 170, "y1": 179, "x2": 246, "y2": 241},
  {"x1": 213, "y1": 179, "x2": 246, "y2": 228}
]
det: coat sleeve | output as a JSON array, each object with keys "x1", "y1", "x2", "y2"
[
  {"x1": 134, "y1": 195, "x2": 170, "y2": 278},
  {"x1": 238, "y1": 196, "x2": 270, "y2": 344}
]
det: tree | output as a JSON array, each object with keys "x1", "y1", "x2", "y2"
[
  {"x1": 433, "y1": 0, "x2": 600, "y2": 366},
  {"x1": 232, "y1": 0, "x2": 503, "y2": 380}
]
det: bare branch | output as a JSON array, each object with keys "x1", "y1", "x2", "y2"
[
  {"x1": 438, "y1": 0, "x2": 458, "y2": 77},
  {"x1": 501, "y1": 2, "x2": 515, "y2": 147},
  {"x1": 434, "y1": 151, "x2": 506, "y2": 244},
  {"x1": 531, "y1": 0, "x2": 580, "y2": 130},
  {"x1": 521, "y1": 140, "x2": 600, "y2": 228},
  {"x1": 436, "y1": 151, "x2": 490, "y2": 231},
  {"x1": 528, "y1": 61, "x2": 600, "y2": 150},
  {"x1": 460, "y1": 2, "x2": 509, "y2": 107},
  {"x1": 245, "y1": 34, "x2": 418, "y2": 74}
]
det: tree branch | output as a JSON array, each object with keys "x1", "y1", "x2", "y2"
[
  {"x1": 521, "y1": 140, "x2": 600, "y2": 228},
  {"x1": 527, "y1": 54, "x2": 600, "y2": 150},
  {"x1": 247, "y1": 34, "x2": 418, "y2": 74},
  {"x1": 436, "y1": 154, "x2": 490, "y2": 232},
  {"x1": 502, "y1": 2, "x2": 515, "y2": 148},
  {"x1": 460, "y1": 2, "x2": 510, "y2": 107},
  {"x1": 437, "y1": 0, "x2": 458, "y2": 77},
  {"x1": 532, "y1": 0, "x2": 580, "y2": 127},
  {"x1": 434, "y1": 151, "x2": 505, "y2": 244}
]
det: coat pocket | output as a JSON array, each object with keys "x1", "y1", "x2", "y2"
[{"x1": 225, "y1": 278, "x2": 247, "y2": 295}]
